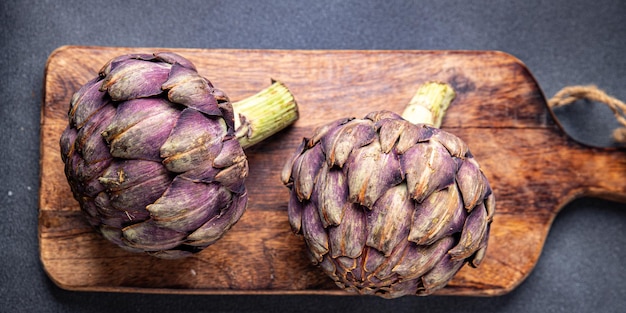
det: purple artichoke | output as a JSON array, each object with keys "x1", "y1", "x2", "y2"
[
  {"x1": 60, "y1": 52, "x2": 298, "y2": 259},
  {"x1": 281, "y1": 82, "x2": 494, "y2": 298}
]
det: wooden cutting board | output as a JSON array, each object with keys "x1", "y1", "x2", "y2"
[{"x1": 39, "y1": 45, "x2": 626, "y2": 296}]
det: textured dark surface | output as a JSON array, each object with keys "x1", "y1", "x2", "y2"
[{"x1": 2, "y1": 0, "x2": 625, "y2": 312}]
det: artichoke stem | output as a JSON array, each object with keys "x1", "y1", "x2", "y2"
[
  {"x1": 232, "y1": 80, "x2": 299, "y2": 149},
  {"x1": 401, "y1": 82, "x2": 456, "y2": 128}
]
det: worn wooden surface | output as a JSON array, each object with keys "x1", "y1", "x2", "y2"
[{"x1": 39, "y1": 46, "x2": 626, "y2": 296}]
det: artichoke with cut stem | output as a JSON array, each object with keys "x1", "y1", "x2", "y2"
[
  {"x1": 60, "y1": 52, "x2": 298, "y2": 259},
  {"x1": 281, "y1": 82, "x2": 494, "y2": 298}
]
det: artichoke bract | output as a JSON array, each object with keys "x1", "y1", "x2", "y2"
[
  {"x1": 281, "y1": 82, "x2": 494, "y2": 298},
  {"x1": 60, "y1": 52, "x2": 298, "y2": 259}
]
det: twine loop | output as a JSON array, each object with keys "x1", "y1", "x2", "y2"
[{"x1": 548, "y1": 85, "x2": 626, "y2": 144}]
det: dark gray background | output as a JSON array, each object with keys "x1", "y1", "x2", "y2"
[{"x1": 2, "y1": 1, "x2": 625, "y2": 312}]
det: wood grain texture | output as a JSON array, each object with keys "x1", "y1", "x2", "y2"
[{"x1": 39, "y1": 46, "x2": 626, "y2": 296}]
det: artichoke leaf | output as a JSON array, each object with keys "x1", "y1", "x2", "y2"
[
  {"x1": 186, "y1": 192, "x2": 248, "y2": 246},
  {"x1": 346, "y1": 140, "x2": 403, "y2": 207},
  {"x1": 161, "y1": 108, "x2": 227, "y2": 173},
  {"x1": 103, "y1": 98, "x2": 179, "y2": 161},
  {"x1": 293, "y1": 143, "x2": 325, "y2": 201},
  {"x1": 392, "y1": 236, "x2": 455, "y2": 281},
  {"x1": 322, "y1": 119, "x2": 376, "y2": 168},
  {"x1": 365, "y1": 183, "x2": 413, "y2": 256},
  {"x1": 281, "y1": 138, "x2": 306, "y2": 185},
  {"x1": 408, "y1": 185, "x2": 464, "y2": 245},
  {"x1": 100, "y1": 59, "x2": 171, "y2": 101},
  {"x1": 288, "y1": 189, "x2": 304, "y2": 233},
  {"x1": 162, "y1": 63, "x2": 222, "y2": 116},
  {"x1": 154, "y1": 52, "x2": 197, "y2": 70},
  {"x1": 301, "y1": 200, "x2": 329, "y2": 263},
  {"x1": 98, "y1": 160, "x2": 169, "y2": 191},
  {"x1": 122, "y1": 220, "x2": 187, "y2": 251},
  {"x1": 329, "y1": 203, "x2": 366, "y2": 259},
  {"x1": 401, "y1": 140, "x2": 457, "y2": 202},
  {"x1": 312, "y1": 163, "x2": 349, "y2": 227},
  {"x1": 75, "y1": 105, "x2": 116, "y2": 164},
  {"x1": 147, "y1": 178, "x2": 231, "y2": 233},
  {"x1": 420, "y1": 253, "x2": 465, "y2": 294},
  {"x1": 430, "y1": 129, "x2": 470, "y2": 159},
  {"x1": 449, "y1": 202, "x2": 489, "y2": 260},
  {"x1": 456, "y1": 158, "x2": 488, "y2": 211},
  {"x1": 69, "y1": 78, "x2": 109, "y2": 129}
]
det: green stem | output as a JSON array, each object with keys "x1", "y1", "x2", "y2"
[
  {"x1": 401, "y1": 82, "x2": 456, "y2": 128},
  {"x1": 232, "y1": 80, "x2": 299, "y2": 149}
]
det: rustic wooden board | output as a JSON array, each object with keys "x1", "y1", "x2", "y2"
[{"x1": 39, "y1": 45, "x2": 626, "y2": 296}]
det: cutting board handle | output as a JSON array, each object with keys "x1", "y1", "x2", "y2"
[
  {"x1": 574, "y1": 146, "x2": 626, "y2": 204},
  {"x1": 545, "y1": 85, "x2": 626, "y2": 205}
]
